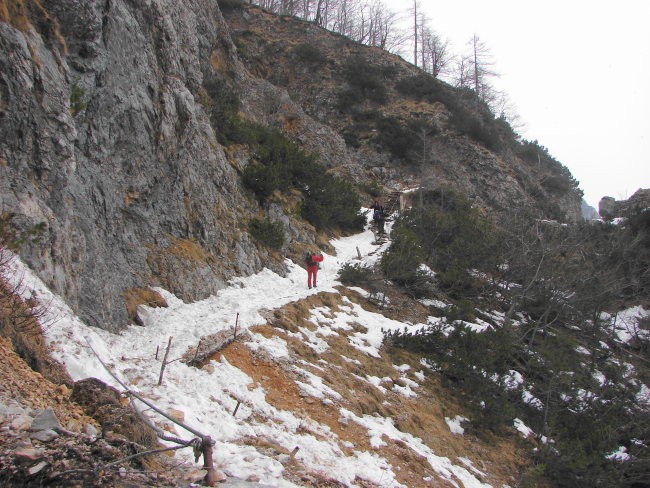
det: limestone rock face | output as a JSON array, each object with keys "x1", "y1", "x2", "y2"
[
  {"x1": 0, "y1": 0, "x2": 268, "y2": 330},
  {"x1": 599, "y1": 196, "x2": 617, "y2": 219},
  {"x1": 0, "y1": 1, "x2": 586, "y2": 332},
  {"x1": 599, "y1": 189, "x2": 650, "y2": 219}
]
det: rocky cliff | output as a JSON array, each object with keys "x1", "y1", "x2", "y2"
[
  {"x1": 599, "y1": 188, "x2": 650, "y2": 219},
  {"x1": 0, "y1": 0, "x2": 288, "y2": 331},
  {"x1": 0, "y1": 0, "x2": 583, "y2": 331}
]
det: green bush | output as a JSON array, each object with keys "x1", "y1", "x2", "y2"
[
  {"x1": 300, "y1": 173, "x2": 365, "y2": 231},
  {"x1": 248, "y1": 218, "x2": 285, "y2": 250},
  {"x1": 395, "y1": 73, "x2": 457, "y2": 108},
  {"x1": 380, "y1": 226, "x2": 431, "y2": 295},
  {"x1": 359, "y1": 180, "x2": 383, "y2": 198},
  {"x1": 387, "y1": 323, "x2": 517, "y2": 431},
  {"x1": 69, "y1": 84, "x2": 86, "y2": 116},
  {"x1": 292, "y1": 42, "x2": 327, "y2": 65},
  {"x1": 449, "y1": 110, "x2": 501, "y2": 151},
  {"x1": 540, "y1": 174, "x2": 575, "y2": 195},
  {"x1": 337, "y1": 263, "x2": 372, "y2": 286},
  {"x1": 204, "y1": 77, "x2": 244, "y2": 145},
  {"x1": 375, "y1": 116, "x2": 438, "y2": 160},
  {"x1": 445, "y1": 299, "x2": 476, "y2": 323},
  {"x1": 203, "y1": 78, "x2": 364, "y2": 232},
  {"x1": 337, "y1": 56, "x2": 389, "y2": 110},
  {"x1": 396, "y1": 188, "x2": 500, "y2": 281},
  {"x1": 242, "y1": 163, "x2": 282, "y2": 200},
  {"x1": 217, "y1": 0, "x2": 245, "y2": 11}
]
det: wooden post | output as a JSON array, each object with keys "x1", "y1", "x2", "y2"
[
  {"x1": 158, "y1": 336, "x2": 173, "y2": 386},
  {"x1": 233, "y1": 312, "x2": 240, "y2": 339},
  {"x1": 202, "y1": 436, "x2": 218, "y2": 486},
  {"x1": 356, "y1": 246, "x2": 362, "y2": 260},
  {"x1": 192, "y1": 338, "x2": 203, "y2": 364},
  {"x1": 232, "y1": 401, "x2": 241, "y2": 417},
  {"x1": 289, "y1": 446, "x2": 299, "y2": 460},
  {"x1": 155, "y1": 345, "x2": 159, "y2": 360}
]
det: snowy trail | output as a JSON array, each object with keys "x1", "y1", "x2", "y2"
[{"x1": 3, "y1": 214, "x2": 494, "y2": 488}]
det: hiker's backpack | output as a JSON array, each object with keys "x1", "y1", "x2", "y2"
[
  {"x1": 373, "y1": 207, "x2": 384, "y2": 220},
  {"x1": 305, "y1": 252, "x2": 314, "y2": 266}
]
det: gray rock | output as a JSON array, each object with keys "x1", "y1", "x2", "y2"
[
  {"x1": 0, "y1": 401, "x2": 27, "y2": 417},
  {"x1": 599, "y1": 196, "x2": 617, "y2": 219},
  {"x1": 29, "y1": 409, "x2": 62, "y2": 433},
  {"x1": 14, "y1": 447, "x2": 46, "y2": 464},
  {"x1": 30, "y1": 429, "x2": 60, "y2": 442},
  {"x1": 83, "y1": 423, "x2": 99, "y2": 437},
  {"x1": 0, "y1": 0, "x2": 272, "y2": 332},
  {"x1": 27, "y1": 461, "x2": 49, "y2": 476},
  {"x1": 11, "y1": 415, "x2": 33, "y2": 432},
  {"x1": 599, "y1": 189, "x2": 650, "y2": 219}
]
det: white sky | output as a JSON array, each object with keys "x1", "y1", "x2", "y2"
[{"x1": 384, "y1": 0, "x2": 650, "y2": 209}]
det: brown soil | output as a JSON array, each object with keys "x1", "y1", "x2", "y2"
[{"x1": 213, "y1": 290, "x2": 533, "y2": 488}]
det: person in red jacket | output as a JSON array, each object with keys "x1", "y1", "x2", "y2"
[{"x1": 304, "y1": 251, "x2": 324, "y2": 289}]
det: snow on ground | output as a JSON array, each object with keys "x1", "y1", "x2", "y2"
[
  {"x1": 445, "y1": 416, "x2": 468, "y2": 435},
  {"x1": 0, "y1": 214, "x2": 497, "y2": 487},
  {"x1": 513, "y1": 419, "x2": 534, "y2": 439},
  {"x1": 340, "y1": 409, "x2": 491, "y2": 488},
  {"x1": 605, "y1": 306, "x2": 649, "y2": 344},
  {"x1": 606, "y1": 446, "x2": 630, "y2": 462}
]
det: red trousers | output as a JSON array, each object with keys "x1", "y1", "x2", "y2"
[{"x1": 307, "y1": 266, "x2": 319, "y2": 287}]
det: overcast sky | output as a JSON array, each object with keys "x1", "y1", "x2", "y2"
[{"x1": 384, "y1": 0, "x2": 649, "y2": 209}]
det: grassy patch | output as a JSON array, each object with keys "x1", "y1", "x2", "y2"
[
  {"x1": 167, "y1": 236, "x2": 212, "y2": 264},
  {"x1": 121, "y1": 287, "x2": 168, "y2": 325}
]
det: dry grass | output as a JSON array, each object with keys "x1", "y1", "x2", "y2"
[
  {"x1": 214, "y1": 289, "x2": 536, "y2": 487},
  {"x1": 0, "y1": 0, "x2": 66, "y2": 53},
  {"x1": 0, "y1": 274, "x2": 71, "y2": 386},
  {"x1": 121, "y1": 287, "x2": 168, "y2": 325},
  {"x1": 124, "y1": 190, "x2": 140, "y2": 207},
  {"x1": 0, "y1": 337, "x2": 95, "y2": 430},
  {"x1": 168, "y1": 236, "x2": 212, "y2": 264}
]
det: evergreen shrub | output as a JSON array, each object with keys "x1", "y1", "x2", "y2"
[
  {"x1": 337, "y1": 56, "x2": 389, "y2": 110},
  {"x1": 217, "y1": 0, "x2": 245, "y2": 11},
  {"x1": 445, "y1": 299, "x2": 476, "y2": 323},
  {"x1": 203, "y1": 77, "x2": 364, "y2": 232},
  {"x1": 292, "y1": 42, "x2": 327, "y2": 65},
  {"x1": 69, "y1": 85, "x2": 86, "y2": 116},
  {"x1": 384, "y1": 188, "x2": 500, "y2": 296},
  {"x1": 248, "y1": 218, "x2": 285, "y2": 250},
  {"x1": 337, "y1": 263, "x2": 372, "y2": 286},
  {"x1": 375, "y1": 116, "x2": 438, "y2": 161}
]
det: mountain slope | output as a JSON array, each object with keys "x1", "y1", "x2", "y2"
[
  {"x1": 2, "y1": 0, "x2": 583, "y2": 332},
  {"x1": 2, "y1": 216, "x2": 537, "y2": 487},
  {"x1": 221, "y1": 4, "x2": 583, "y2": 222}
]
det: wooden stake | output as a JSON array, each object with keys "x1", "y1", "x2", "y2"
[
  {"x1": 232, "y1": 401, "x2": 241, "y2": 417},
  {"x1": 155, "y1": 345, "x2": 159, "y2": 360},
  {"x1": 158, "y1": 336, "x2": 173, "y2": 386},
  {"x1": 84, "y1": 337, "x2": 219, "y2": 485},
  {"x1": 192, "y1": 338, "x2": 203, "y2": 364},
  {"x1": 356, "y1": 246, "x2": 362, "y2": 260},
  {"x1": 233, "y1": 312, "x2": 240, "y2": 339},
  {"x1": 202, "y1": 436, "x2": 218, "y2": 486}
]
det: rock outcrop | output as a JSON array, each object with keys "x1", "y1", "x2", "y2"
[
  {"x1": 0, "y1": 1, "x2": 585, "y2": 331},
  {"x1": 599, "y1": 189, "x2": 650, "y2": 219},
  {"x1": 0, "y1": 0, "x2": 275, "y2": 330}
]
